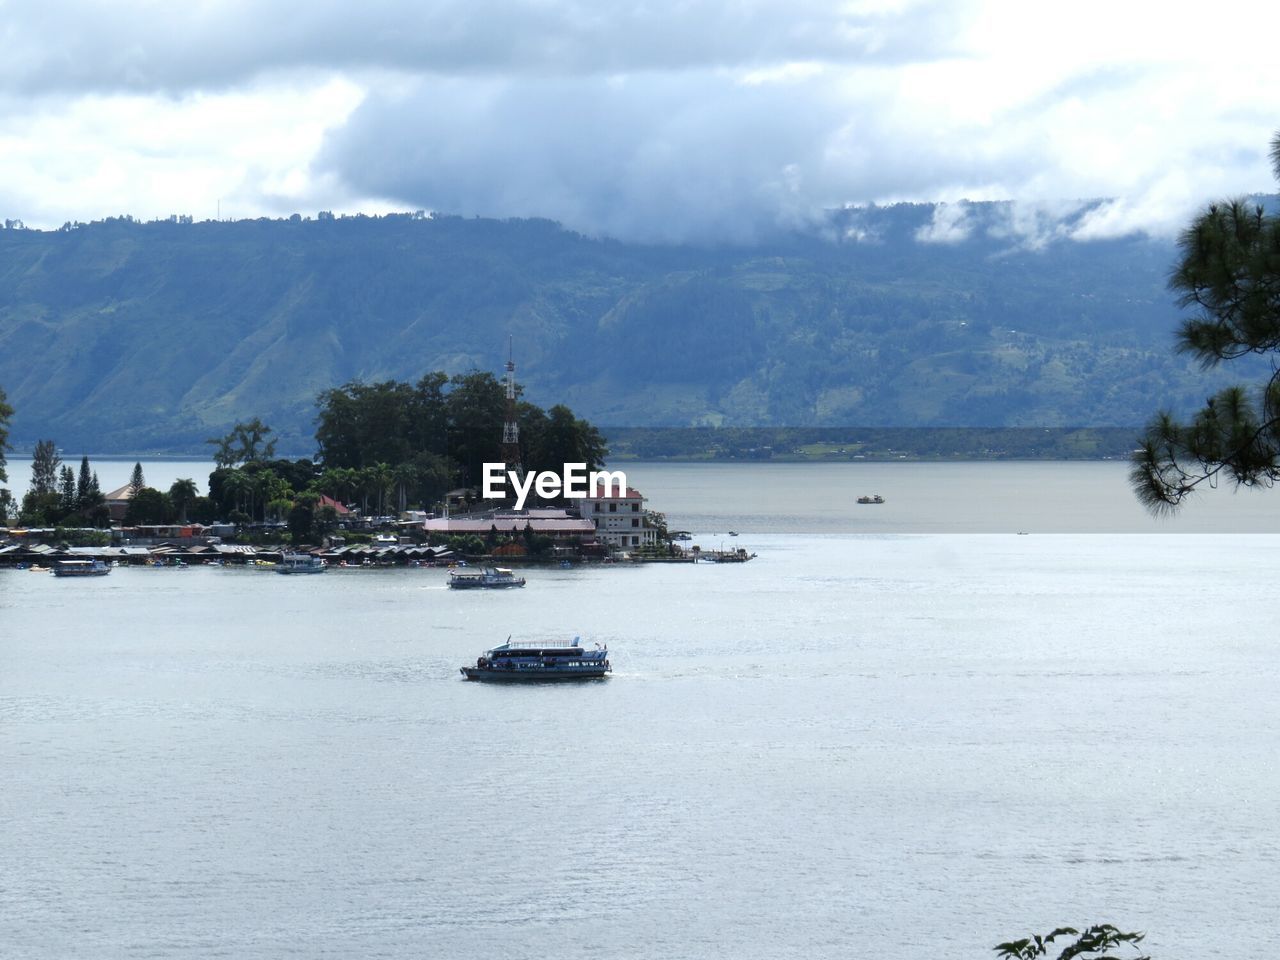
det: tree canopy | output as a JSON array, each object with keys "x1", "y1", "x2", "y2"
[
  {"x1": 1131, "y1": 130, "x2": 1280, "y2": 511},
  {"x1": 207, "y1": 418, "x2": 278, "y2": 468},
  {"x1": 0, "y1": 384, "x2": 11, "y2": 486},
  {"x1": 314, "y1": 371, "x2": 607, "y2": 491}
]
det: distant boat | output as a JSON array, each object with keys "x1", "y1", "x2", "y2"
[
  {"x1": 448, "y1": 566, "x2": 526, "y2": 589},
  {"x1": 52, "y1": 559, "x2": 111, "y2": 577},
  {"x1": 856, "y1": 495, "x2": 885, "y2": 504},
  {"x1": 277, "y1": 554, "x2": 326, "y2": 575}
]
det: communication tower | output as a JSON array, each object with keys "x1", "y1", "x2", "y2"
[{"x1": 501, "y1": 338, "x2": 524, "y2": 483}]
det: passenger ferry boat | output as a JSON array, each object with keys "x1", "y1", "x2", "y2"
[
  {"x1": 52, "y1": 559, "x2": 111, "y2": 577},
  {"x1": 277, "y1": 553, "x2": 326, "y2": 574},
  {"x1": 857, "y1": 494, "x2": 885, "y2": 504},
  {"x1": 448, "y1": 566, "x2": 526, "y2": 589},
  {"x1": 461, "y1": 638, "x2": 610, "y2": 682}
]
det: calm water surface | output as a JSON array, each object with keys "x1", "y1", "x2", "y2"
[{"x1": 3, "y1": 465, "x2": 1279, "y2": 958}]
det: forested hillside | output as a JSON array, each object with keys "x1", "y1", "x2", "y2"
[{"x1": 0, "y1": 204, "x2": 1260, "y2": 453}]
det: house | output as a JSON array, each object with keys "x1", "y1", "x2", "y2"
[
  {"x1": 575, "y1": 484, "x2": 657, "y2": 551},
  {"x1": 103, "y1": 484, "x2": 135, "y2": 523},
  {"x1": 316, "y1": 494, "x2": 351, "y2": 517}
]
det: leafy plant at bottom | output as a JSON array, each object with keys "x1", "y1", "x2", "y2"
[{"x1": 995, "y1": 924, "x2": 1148, "y2": 960}]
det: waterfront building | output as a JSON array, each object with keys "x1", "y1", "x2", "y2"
[
  {"x1": 575, "y1": 484, "x2": 658, "y2": 551},
  {"x1": 420, "y1": 509, "x2": 597, "y2": 548}
]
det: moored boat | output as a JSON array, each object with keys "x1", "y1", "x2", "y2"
[
  {"x1": 448, "y1": 566, "x2": 526, "y2": 589},
  {"x1": 461, "y1": 638, "x2": 610, "y2": 682},
  {"x1": 277, "y1": 553, "x2": 326, "y2": 574},
  {"x1": 52, "y1": 559, "x2": 111, "y2": 577}
]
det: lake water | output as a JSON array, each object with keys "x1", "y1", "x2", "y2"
[
  {"x1": 7, "y1": 457, "x2": 1280, "y2": 532},
  {"x1": 3, "y1": 462, "x2": 1279, "y2": 958}
]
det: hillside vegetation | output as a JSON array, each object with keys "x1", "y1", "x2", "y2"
[{"x1": 0, "y1": 204, "x2": 1261, "y2": 453}]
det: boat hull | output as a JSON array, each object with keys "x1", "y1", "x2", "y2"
[
  {"x1": 52, "y1": 562, "x2": 111, "y2": 577},
  {"x1": 460, "y1": 666, "x2": 609, "y2": 682}
]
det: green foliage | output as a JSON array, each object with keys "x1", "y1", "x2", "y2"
[
  {"x1": 18, "y1": 489, "x2": 61, "y2": 525},
  {"x1": 187, "y1": 495, "x2": 218, "y2": 524},
  {"x1": 124, "y1": 487, "x2": 174, "y2": 525},
  {"x1": 0, "y1": 383, "x2": 11, "y2": 485},
  {"x1": 76, "y1": 456, "x2": 102, "y2": 515},
  {"x1": 168, "y1": 478, "x2": 198, "y2": 522},
  {"x1": 58, "y1": 465, "x2": 76, "y2": 515},
  {"x1": 287, "y1": 501, "x2": 314, "y2": 544},
  {"x1": 128, "y1": 461, "x2": 146, "y2": 496},
  {"x1": 995, "y1": 924, "x2": 1148, "y2": 960},
  {"x1": 1133, "y1": 130, "x2": 1280, "y2": 512},
  {"x1": 50, "y1": 527, "x2": 110, "y2": 547},
  {"x1": 444, "y1": 534, "x2": 486, "y2": 556},
  {"x1": 314, "y1": 371, "x2": 607, "y2": 499},
  {"x1": 207, "y1": 418, "x2": 277, "y2": 468},
  {"x1": 30, "y1": 440, "x2": 59, "y2": 495}
]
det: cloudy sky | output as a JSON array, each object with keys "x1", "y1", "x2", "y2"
[{"x1": 1, "y1": 0, "x2": 1276, "y2": 243}]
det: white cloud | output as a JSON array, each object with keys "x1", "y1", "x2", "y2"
[
  {"x1": 0, "y1": 0, "x2": 1277, "y2": 242},
  {"x1": 915, "y1": 202, "x2": 973, "y2": 244}
]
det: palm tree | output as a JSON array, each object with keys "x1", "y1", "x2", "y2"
[
  {"x1": 169, "y1": 478, "x2": 198, "y2": 523},
  {"x1": 221, "y1": 469, "x2": 252, "y2": 518},
  {"x1": 393, "y1": 462, "x2": 420, "y2": 513},
  {"x1": 370, "y1": 462, "x2": 394, "y2": 516}
]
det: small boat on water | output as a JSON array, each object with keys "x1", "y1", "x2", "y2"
[
  {"x1": 856, "y1": 494, "x2": 885, "y2": 504},
  {"x1": 448, "y1": 566, "x2": 526, "y2": 589},
  {"x1": 52, "y1": 559, "x2": 111, "y2": 577},
  {"x1": 277, "y1": 553, "x2": 326, "y2": 575},
  {"x1": 461, "y1": 637, "x2": 610, "y2": 682}
]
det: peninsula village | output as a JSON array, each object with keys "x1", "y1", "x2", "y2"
[{"x1": 0, "y1": 355, "x2": 755, "y2": 570}]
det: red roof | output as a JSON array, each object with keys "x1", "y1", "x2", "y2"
[{"x1": 317, "y1": 494, "x2": 351, "y2": 515}]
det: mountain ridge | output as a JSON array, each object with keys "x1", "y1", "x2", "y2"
[{"x1": 0, "y1": 204, "x2": 1263, "y2": 454}]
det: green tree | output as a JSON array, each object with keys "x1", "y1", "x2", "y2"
[
  {"x1": 168, "y1": 478, "x2": 198, "y2": 523},
  {"x1": 18, "y1": 490, "x2": 61, "y2": 526},
  {"x1": 287, "y1": 491, "x2": 320, "y2": 544},
  {"x1": 445, "y1": 371, "x2": 507, "y2": 487},
  {"x1": 75, "y1": 456, "x2": 102, "y2": 513},
  {"x1": 58, "y1": 465, "x2": 76, "y2": 518},
  {"x1": 313, "y1": 504, "x2": 339, "y2": 541},
  {"x1": 207, "y1": 418, "x2": 277, "y2": 468},
  {"x1": 318, "y1": 466, "x2": 360, "y2": 506},
  {"x1": 30, "y1": 439, "x2": 60, "y2": 495},
  {"x1": 128, "y1": 462, "x2": 146, "y2": 497},
  {"x1": 220, "y1": 469, "x2": 253, "y2": 518},
  {"x1": 187, "y1": 496, "x2": 218, "y2": 525},
  {"x1": 995, "y1": 924, "x2": 1147, "y2": 960},
  {"x1": 124, "y1": 487, "x2": 173, "y2": 525},
  {"x1": 0, "y1": 384, "x2": 12, "y2": 488},
  {"x1": 1132, "y1": 131, "x2": 1280, "y2": 511}
]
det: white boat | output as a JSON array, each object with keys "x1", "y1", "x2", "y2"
[
  {"x1": 277, "y1": 554, "x2": 326, "y2": 574},
  {"x1": 448, "y1": 566, "x2": 526, "y2": 589},
  {"x1": 52, "y1": 559, "x2": 111, "y2": 577}
]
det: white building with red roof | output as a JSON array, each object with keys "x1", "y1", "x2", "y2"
[{"x1": 577, "y1": 483, "x2": 657, "y2": 550}]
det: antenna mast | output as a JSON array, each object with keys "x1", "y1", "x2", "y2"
[{"x1": 501, "y1": 337, "x2": 524, "y2": 485}]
